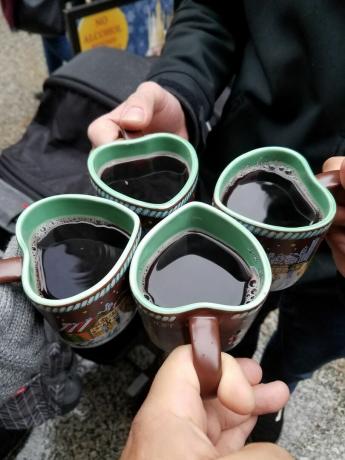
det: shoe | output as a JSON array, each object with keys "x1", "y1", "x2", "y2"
[
  {"x1": 247, "y1": 408, "x2": 284, "y2": 443},
  {"x1": 0, "y1": 427, "x2": 31, "y2": 459}
]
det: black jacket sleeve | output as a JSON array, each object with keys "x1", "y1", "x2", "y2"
[{"x1": 147, "y1": 1, "x2": 247, "y2": 148}]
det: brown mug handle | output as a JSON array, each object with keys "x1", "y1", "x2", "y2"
[
  {"x1": 0, "y1": 257, "x2": 22, "y2": 283},
  {"x1": 119, "y1": 127, "x2": 130, "y2": 140},
  {"x1": 316, "y1": 170, "x2": 345, "y2": 206},
  {"x1": 189, "y1": 315, "x2": 222, "y2": 398}
]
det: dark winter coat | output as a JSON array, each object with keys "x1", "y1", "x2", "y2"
[{"x1": 148, "y1": 0, "x2": 345, "y2": 179}]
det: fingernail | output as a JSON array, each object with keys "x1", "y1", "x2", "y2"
[{"x1": 121, "y1": 107, "x2": 144, "y2": 123}]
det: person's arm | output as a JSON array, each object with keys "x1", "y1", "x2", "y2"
[
  {"x1": 147, "y1": 1, "x2": 247, "y2": 147},
  {"x1": 0, "y1": 237, "x2": 46, "y2": 401},
  {"x1": 88, "y1": 2, "x2": 246, "y2": 148},
  {"x1": 120, "y1": 345, "x2": 291, "y2": 460},
  {"x1": 0, "y1": 238, "x2": 81, "y2": 429}
]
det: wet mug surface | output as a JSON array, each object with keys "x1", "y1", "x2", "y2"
[
  {"x1": 213, "y1": 147, "x2": 337, "y2": 291},
  {"x1": 0, "y1": 194, "x2": 141, "y2": 348},
  {"x1": 129, "y1": 202, "x2": 271, "y2": 397},
  {"x1": 88, "y1": 133, "x2": 199, "y2": 229}
]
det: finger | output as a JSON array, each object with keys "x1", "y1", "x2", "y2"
[
  {"x1": 214, "y1": 416, "x2": 258, "y2": 454},
  {"x1": 119, "y1": 82, "x2": 166, "y2": 130},
  {"x1": 205, "y1": 380, "x2": 288, "y2": 442},
  {"x1": 322, "y1": 156, "x2": 345, "y2": 190},
  {"x1": 330, "y1": 206, "x2": 345, "y2": 226},
  {"x1": 87, "y1": 81, "x2": 165, "y2": 146},
  {"x1": 218, "y1": 443, "x2": 293, "y2": 460},
  {"x1": 147, "y1": 349, "x2": 261, "y2": 412},
  {"x1": 326, "y1": 231, "x2": 345, "y2": 277},
  {"x1": 87, "y1": 110, "x2": 122, "y2": 146},
  {"x1": 235, "y1": 358, "x2": 262, "y2": 386},
  {"x1": 251, "y1": 381, "x2": 290, "y2": 416},
  {"x1": 142, "y1": 345, "x2": 206, "y2": 429},
  {"x1": 322, "y1": 156, "x2": 345, "y2": 173},
  {"x1": 327, "y1": 228, "x2": 345, "y2": 256},
  {"x1": 142, "y1": 347, "x2": 260, "y2": 428},
  {"x1": 218, "y1": 354, "x2": 256, "y2": 415},
  {"x1": 204, "y1": 359, "x2": 261, "y2": 443}
]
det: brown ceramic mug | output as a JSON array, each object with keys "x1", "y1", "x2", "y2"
[
  {"x1": 129, "y1": 202, "x2": 272, "y2": 397},
  {"x1": 0, "y1": 194, "x2": 141, "y2": 348},
  {"x1": 88, "y1": 133, "x2": 199, "y2": 229},
  {"x1": 213, "y1": 147, "x2": 340, "y2": 291}
]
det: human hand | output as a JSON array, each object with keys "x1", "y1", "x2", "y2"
[
  {"x1": 120, "y1": 345, "x2": 291, "y2": 460},
  {"x1": 88, "y1": 82, "x2": 188, "y2": 147},
  {"x1": 322, "y1": 156, "x2": 345, "y2": 277}
]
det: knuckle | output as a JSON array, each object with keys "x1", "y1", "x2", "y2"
[{"x1": 87, "y1": 120, "x2": 98, "y2": 138}]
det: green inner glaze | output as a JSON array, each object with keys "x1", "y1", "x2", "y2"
[
  {"x1": 129, "y1": 202, "x2": 272, "y2": 314},
  {"x1": 88, "y1": 133, "x2": 198, "y2": 210},
  {"x1": 16, "y1": 194, "x2": 140, "y2": 307},
  {"x1": 214, "y1": 147, "x2": 336, "y2": 232}
]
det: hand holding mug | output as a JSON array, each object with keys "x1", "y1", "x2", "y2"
[
  {"x1": 120, "y1": 345, "x2": 291, "y2": 460},
  {"x1": 130, "y1": 202, "x2": 271, "y2": 397},
  {"x1": 214, "y1": 147, "x2": 337, "y2": 291},
  {"x1": 87, "y1": 82, "x2": 188, "y2": 146},
  {"x1": 0, "y1": 195, "x2": 141, "y2": 348},
  {"x1": 88, "y1": 133, "x2": 198, "y2": 230},
  {"x1": 322, "y1": 156, "x2": 345, "y2": 277}
]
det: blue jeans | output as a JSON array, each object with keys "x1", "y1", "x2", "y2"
[
  {"x1": 42, "y1": 35, "x2": 73, "y2": 74},
  {"x1": 231, "y1": 243, "x2": 345, "y2": 391}
]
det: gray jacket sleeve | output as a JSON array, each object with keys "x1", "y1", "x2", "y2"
[
  {"x1": 0, "y1": 237, "x2": 46, "y2": 402},
  {"x1": 147, "y1": 0, "x2": 246, "y2": 148},
  {"x1": 0, "y1": 238, "x2": 81, "y2": 429}
]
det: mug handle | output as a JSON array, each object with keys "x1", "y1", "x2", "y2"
[
  {"x1": 0, "y1": 257, "x2": 22, "y2": 283},
  {"x1": 316, "y1": 170, "x2": 345, "y2": 205},
  {"x1": 189, "y1": 315, "x2": 222, "y2": 398}
]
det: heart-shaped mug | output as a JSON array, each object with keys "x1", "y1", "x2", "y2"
[
  {"x1": 0, "y1": 194, "x2": 141, "y2": 348},
  {"x1": 88, "y1": 133, "x2": 199, "y2": 229},
  {"x1": 129, "y1": 202, "x2": 272, "y2": 397}
]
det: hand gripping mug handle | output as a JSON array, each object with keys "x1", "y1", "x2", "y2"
[
  {"x1": 189, "y1": 315, "x2": 222, "y2": 398},
  {"x1": 185, "y1": 165, "x2": 340, "y2": 398},
  {"x1": 0, "y1": 257, "x2": 22, "y2": 283}
]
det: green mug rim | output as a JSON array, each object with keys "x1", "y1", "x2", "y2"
[
  {"x1": 129, "y1": 201, "x2": 272, "y2": 315},
  {"x1": 16, "y1": 194, "x2": 141, "y2": 308},
  {"x1": 88, "y1": 133, "x2": 199, "y2": 211},
  {"x1": 213, "y1": 146, "x2": 336, "y2": 233}
]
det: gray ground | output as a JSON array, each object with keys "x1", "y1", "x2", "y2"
[{"x1": 0, "y1": 15, "x2": 344, "y2": 460}]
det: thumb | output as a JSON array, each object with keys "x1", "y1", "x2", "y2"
[
  {"x1": 322, "y1": 156, "x2": 345, "y2": 173},
  {"x1": 119, "y1": 82, "x2": 167, "y2": 131},
  {"x1": 322, "y1": 156, "x2": 345, "y2": 189},
  {"x1": 322, "y1": 156, "x2": 345, "y2": 209},
  {"x1": 219, "y1": 443, "x2": 294, "y2": 460},
  {"x1": 87, "y1": 82, "x2": 167, "y2": 147}
]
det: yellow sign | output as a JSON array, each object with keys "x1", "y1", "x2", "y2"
[{"x1": 78, "y1": 8, "x2": 128, "y2": 52}]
